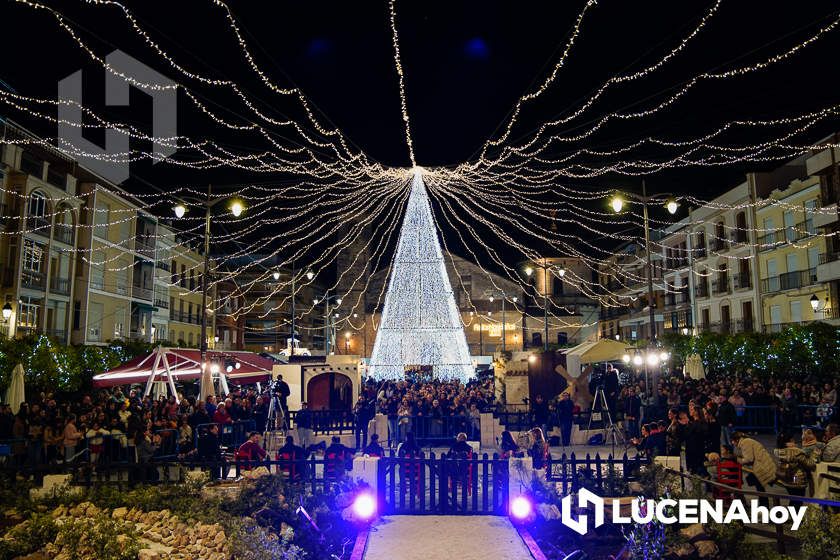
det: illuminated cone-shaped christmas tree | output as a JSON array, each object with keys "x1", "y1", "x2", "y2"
[{"x1": 368, "y1": 172, "x2": 474, "y2": 381}]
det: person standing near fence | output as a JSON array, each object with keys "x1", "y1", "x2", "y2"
[
  {"x1": 354, "y1": 395, "x2": 373, "y2": 451},
  {"x1": 624, "y1": 387, "x2": 641, "y2": 440},
  {"x1": 716, "y1": 395, "x2": 736, "y2": 447},
  {"x1": 295, "y1": 402, "x2": 313, "y2": 451},
  {"x1": 385, "y1": 396, "x2": 399, "y2": 449},
  {"x1": 62, "y1": 414, "x2": 82, "y2": 463},
  {"x1": 556, "y1": 392, "x2": 574, "y2": 447},
  {"x1": 275, "y1": 375, "x2": 291, "y2": 415},
  {"x1": 531, "y1": 394, "x2": 550, "y2": 439}
]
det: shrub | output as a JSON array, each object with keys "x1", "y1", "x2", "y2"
[
  {"x1": 0, "y1": 513, "x2": 59, "y2": 560},
  {"x1": 798, "y1": 508, "x2": 840, "y2": 560},
  {"x1": 54, "y1": 514, "x2": 139, "y2": 560}
]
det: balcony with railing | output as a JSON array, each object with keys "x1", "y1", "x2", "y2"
[
  {"x1": 695, "y1": 281, "x2": 709, "y2": 298},
  {"x1": 799, "y1": 218, "x2": 816, "y2": 237},
  {"x1": 694, "y1": 245, "x2": 707, "y2": 259},
  {"x1": 53, "y1": 224, "x2": 74, "y2": 245},
  {"x1": 21, "y1": 269, "x2": 46, "y2": 290},
  {"x1": 820, "y1": 251, "x2": 840, "y2": 265},
  {"x1": 134, "y1": 237, "x2": 156, "y2": 259},
  {"x1": 709, "y1": 238, "x2": 728, "y2": 252},
  {"x1": 132, "y1": 285, "x2": 154, "y2": 301},
  {"x1": 27, "y1": 216, "x2": 51, "y2": 238},
  {"x1": 733, "y1": 272, "x2": 752, "y2": 290},
  {"x1": 736, "y1": 317, "x2": 755, "y2": 333},
  {"x1": 712, "y1": 276, "x2": 730, "y2": 295},
  {"x1": 49, "y1": 276, "x2": 70, "y2": 296},
  {"x1": 155, "y1": 261, "x2": 171, "y2": 272},
  {"x1": 758, "y1": 230, "x2": 785, "y2": 251},
  {"x1": 731, "y1": 229, "x2": 749, "y2": 244},
  {"x1": 154, "y1": 297, "x2": 169, "y2": 309},
  {"x1": 760, "y1": 268, "x2": 818, "y2": 293}
]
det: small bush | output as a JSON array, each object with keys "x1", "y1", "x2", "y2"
[
  {"x1": 0, "y1": 513, "x2": 59, "y2": 560},
  {"x1": 54, "y1": 514, "x2": 139, "y2": 560}
]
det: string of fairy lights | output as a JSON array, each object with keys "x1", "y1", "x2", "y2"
[{"x1": 2, "y1": 0, "x2": 840, "y2": 361}]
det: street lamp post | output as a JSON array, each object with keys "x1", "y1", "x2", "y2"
[
  {"x1": 610, "y1": 180, "x2": 678, "y2": 343},
  {"x1": 173, "y1": 185, "x2": 244, "y2": 388},
  {"x1": 314, "y1": 293, "x2": 342, "y2": 355},
  {"x1": 2, "y1": 302, "x2": 12, "y2": 338},
  {"x1": 611, "y1": 180, "x2": 679, "y2": 396},
  {"x1": 523, "y1": 261, "x2": 565, "y2": 352}
]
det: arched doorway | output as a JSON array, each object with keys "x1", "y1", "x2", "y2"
[{"x1": 306, "y1": 372, "x2": 353, "y2": 411}]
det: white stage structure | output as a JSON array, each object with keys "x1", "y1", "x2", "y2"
[{"x1": 368, "y1": 172, "x2": 474, "y2": 381}]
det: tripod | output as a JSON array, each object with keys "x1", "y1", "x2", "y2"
[
  {"x1": 264, "y1": 392, "x2": 288, "y2": 455},
  {"x1": 587, "y1": 386, "x2": 625, "y2": 452}
]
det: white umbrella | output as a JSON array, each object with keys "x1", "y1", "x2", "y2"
[
  {"x1": 199, "y1": 364, "x2": 215, "y2": 402},
  {"x1": 684, "y1": 354, "x2": 706, "y2": 379},
  {"x1": 5, "y1": 363, "x2": 25, "y2": 414}
]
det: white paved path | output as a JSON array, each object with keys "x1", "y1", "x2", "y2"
[{"x1": 364, "y1": 516, "x2": 532, "y2": 560}]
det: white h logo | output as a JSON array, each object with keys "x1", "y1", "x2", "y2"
[{"x1": 561, "y1": 488, "x2": 605, "y2": 535}]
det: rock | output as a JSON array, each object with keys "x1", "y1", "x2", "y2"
[
  {"x1": 112, "y1": 507, "x2": 129, "y2": 519},
  {"x1": 138, "y1": 549, "x2": 160, "y2": 560},
  {"x1": 213, "y1": 531, "x2": 226, "y2": 544}
]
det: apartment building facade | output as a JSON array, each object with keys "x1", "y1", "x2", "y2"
[
  {"x1": 686, "y1": 179, "x2": 763, "y2": 335},
  {"x1": 0, "y1": 127, "x2": 79, "y2": 343},
  {"x1": 755, "y1": 175, "x2": 827, "y2": 332},
  {"x1": 805, "y1": 142, "x2": 840, "y2": 324},
  {"x1": 1, "y1": 120, "x2": 216, "y2": 347},
  {"x1": 601, "y1": 155, "x2": 840, "y2": 338}
]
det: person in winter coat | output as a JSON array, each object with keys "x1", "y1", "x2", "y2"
[
  {"x1": 732, "y1": 431, "x2": 775, "y2": 506},
  {"x1": 775, "y1": 433, "x2": 815, "y2": 501}
]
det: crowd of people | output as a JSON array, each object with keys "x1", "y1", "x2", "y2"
[
  {"x1": 2, "y1": 364, "x2": 839, "y2": 500},
  {"x1": 0, "y1": 378, "x2": 291, "y2": 471},
  {"x1": 525, "y1": 367, "x2": 840, "y2": 498},
  {"x1": 355, "y1": 376, "x2": 496, "y2": 449},
  {"x1": 0, "y1": 373, "x2": 497, "y2": 472}
]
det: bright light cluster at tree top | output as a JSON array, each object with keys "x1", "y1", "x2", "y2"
[{"x1": 2, "y1": 0, "x2": 840, "y2": 351}]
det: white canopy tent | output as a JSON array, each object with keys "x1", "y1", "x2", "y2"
[
  {"x1": 93, "y1": 347, "x2": 273, "y2": 400},
  {"x1": 4, "y1": 363, "x2": 25, "y2": 414},
  {"x1": 562, "y1": 339, "x2": 628, "y2": 379}
]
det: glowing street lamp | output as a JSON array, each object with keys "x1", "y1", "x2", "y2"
[{"x1": 173, "y1": 186, "x2": 245, "y2": 400}]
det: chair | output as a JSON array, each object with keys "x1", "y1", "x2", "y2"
[
  {"x1": 714, "y1": 459, "x2": 742, "y2": 501},
  {"x1": 325, "y1": 451, "x2": 345, "y2": 480},
  {"x1": 276, "y1": 451, "x2": 301, "y2": 481},
  {"x1": 399, "y1": 451, "x2": 423, "y2": 495},
  {"x1": 449, "y1": 451, "x2": 473, "y2": 497}
]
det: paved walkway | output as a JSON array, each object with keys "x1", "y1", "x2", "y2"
[{"x1": 364, "y1": 516, "x2": 533, "y2": 560}]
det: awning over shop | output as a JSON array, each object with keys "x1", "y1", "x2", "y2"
[{"x1": 562, "y1": 338, "x2": 628, "y2": 378}]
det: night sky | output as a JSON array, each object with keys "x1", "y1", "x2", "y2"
[{"x1": 2, "y1": 1, "x2": 840, "y2": 263}]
